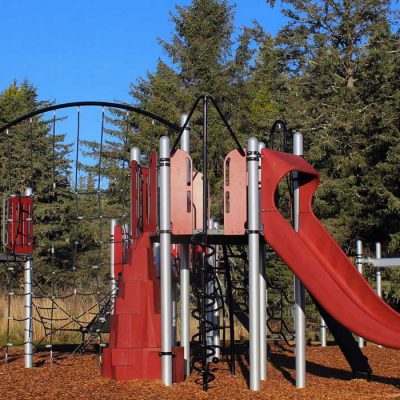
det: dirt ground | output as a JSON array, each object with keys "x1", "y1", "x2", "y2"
[{"x1": 0, "y1": 343, "x2": 399, "y2": 400}]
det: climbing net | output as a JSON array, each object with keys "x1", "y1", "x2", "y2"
[{"x1": 0, "y1": 104, "x2": 132, "y2": 363}]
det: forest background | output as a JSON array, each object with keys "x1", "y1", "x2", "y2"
[{"x1": 0, "y1": 0, "x2": 399, "y2": 342}]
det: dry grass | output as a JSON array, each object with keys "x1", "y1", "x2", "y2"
[{"x1": 0, "y1": 292, "x2": 99, "y2": 345}]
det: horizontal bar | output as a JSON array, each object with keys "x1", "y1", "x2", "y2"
[{"x1": 362, "y1": 257, "x2": 400, "y2": 268}]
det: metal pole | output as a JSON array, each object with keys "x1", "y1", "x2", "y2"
[
  {"x1": 293, "y1": 132, "x2": 306, "y2": 388},
  {"x1": 376, "y1": 242, "x2": 382, "y2": 298},
  {"x1": 258, "y1": 141, "x2": 267, "y2": 381},
  {"x1": 356, "y1": 240, "x2": 364, "y2": 348},
  {"x1": 212, "y1": 221, "x2": 221, "y2": 360},
  {"x1": 206, "y1": 218, "x2": 215, "y2": 361},
  {"x1": 201, "y1": 96, "x2": 209, "y2": 390},
  {"x1": 130, "y1": 147, "x2": 141, "y2": 165},
  {"x1": 248, "y1": 137, "x2": 260, "y2": 391},
  {"x1": 130, "y1": 147, "x2": 140, "y2": 238},
  {"x1": 180, "y1": 113, "x2": 190, "y2": 154},
  {"x1": 159, "y1": 136, "x2": 172, "y2": 385},
  {"x1": 171, "y1": 266, "x2": 177, "y2": 346},
  {"x1": 179, "y1": 114, "x2": 191, "y2": 376},
  {"x1": 110, "y1": 218, "x2": 117, "y2": 311},
  {"x1": 24, "y1": 187, "x2": 33, "y2": 368},
  {"x1": 179, "y1": 243, "x2": 190, "y2": 376},
  {"x1": 320, "y1": 318, "x2": 327, "y2": 347}
]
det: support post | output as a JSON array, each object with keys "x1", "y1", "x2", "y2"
[
  {"x1": 356, "y1": 240, "x2": 364, "y2": 348},
  {"x1": 248, "y1": 137, "x2": 260, "y2": 391},
  {"x1": 206, "y1": 218, "x2": 215, "y2": 361},
  {"x1": 179, "y1": 113, "x2": 191, "y2": 376},
  {"x1": 320, "y1": 318, "x2": 327, "y2": 347},
  {"x1": 212, "y1": 221, "x2": 221, "y2": 360},
  {"x1": 376, "y1": 242, "x2": 382, "y2": 298},
  {"x1": 24, "y1": 187, "x2": 33, "y2": 368},
  {"x1": 258, "y1": 141, "x2": 267, "y2": 381},
  {"x1": 110, "y1": 218, "x2": 117, "y2": 310},
  {"x1": 130, "y1": 147, "x2": 141, "y2": 237},
  {"x1": 293, "y1": 132, "x2": 306, "y2": 388},
  {"x1": 159, "y1": 136, "x2": 172, "y2": 386}
]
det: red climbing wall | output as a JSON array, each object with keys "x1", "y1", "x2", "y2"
[{"x1": 102, "y1": 233, "x2": 184, "y2": 382}]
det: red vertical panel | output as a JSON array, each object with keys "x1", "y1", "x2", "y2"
[
  {"x1": 7, "y1": 196, "x2": 33, "y2": 254},
  {"x1": 114, "y1": 225, "x2": 124, "y2": 279},
  {"x1": 130, "y1": 161, "x2": 140, "y2": 239},
  {"x1": 148, "y1": 152, "x2": 158, "y2": 235},
  {"x1": 141, "y1": 167, "x2": 150, "y2": 233},
  {"x1": 224, "y1": 149, "x2": 247, "y2": 235},
  {"x1": 170, "y1": 149, "x2": 193, "y2": 235},
  {"x1": 192, "y1": 172, "x2": 203, "y2": 230}
]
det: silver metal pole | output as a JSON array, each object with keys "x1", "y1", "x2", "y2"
[
  {"x1": 179, "y1": 113, "x2": 191, "y2": 376},
  {"x1": 320, "y1": 318, "x2": 327, "y2": 347},
  {"x1": 130, "y1": 147, "x2": 140, "y2": 238},
  {"x1": 180, "y1": 114, "x2": 190, "y2": 154},
  {"x1": 293, "y1": 132, "x2": 306, "y2": 388},
  {"x1": 248, "y1": 137, "x2": 260, "y2": 391},
  {"x1": 206, "y1": 218, "x2": 214, "y2": 361},
  {"x1": 24, "y1": 187, "x2": 33, "y2": 368},
  {"x1": 179, "y1": 243, "x2": 190, "y2": 376},
  {"x1": 212, "y1": 220, "x2": 221, "y2": 360},
  {"x1": 130, "y1": 147, "x2": 141, "y2": 165},
  {"x1": 110, "y1": 218, "x2": 117, "y2": 311},
  {"x1": 376, "y1": 242, "x2": 382, "y2": 298},
  {"x1": 356, "y1": 240, "x2": 364, "y2": 348},
  {"x1": 159, "y1": 136, "x2": 172, "y2": 385},
  {"x1": 258, "y1": 141, "x2": 267, "y2": 381},
  {"x1": 171, "y1": 270, "x2": 177, "y2": 346}
]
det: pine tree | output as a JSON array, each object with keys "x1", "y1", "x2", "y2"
[{"x1": 0, "y1": 81, "x2": 74, "y2": 284}]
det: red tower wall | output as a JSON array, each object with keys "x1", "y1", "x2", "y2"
[{"x1": 102, "y1": 233, "x2": 184, "y2": 382}]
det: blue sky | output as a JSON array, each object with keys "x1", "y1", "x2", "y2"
[{"x1": 0, "y1": 0, "x2": 285, "y2": 105}]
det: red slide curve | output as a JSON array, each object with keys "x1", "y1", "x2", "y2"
[{"x1": 261, "y1": 149, "x2": 400, "y2": 349}]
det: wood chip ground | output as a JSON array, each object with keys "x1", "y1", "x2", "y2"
[{"x1": 1, "y1": 344, "x2": 399, "y2": 399}]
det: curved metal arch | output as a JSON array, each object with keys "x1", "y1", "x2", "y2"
[{"x1": 0, "y1": 101, "x2": 181, "y2": 134}]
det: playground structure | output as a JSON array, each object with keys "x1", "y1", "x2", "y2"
[{"x1": 0, "y1": 96, "x2": 399, "y2": 392}]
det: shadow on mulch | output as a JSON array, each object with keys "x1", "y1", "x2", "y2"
[{"x1": 269, "y1": 349, "x2": 400, "y2": 389}]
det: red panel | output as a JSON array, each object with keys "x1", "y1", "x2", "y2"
[
  {"x1": 171, "y1": 149, "x2": 193, "y2": 235},
  {"x1": 141, "y1": 167, "x2": 150, "y2": 233},
  {"x1": 192, "y1": 172, "x2": 204, "y2": 230},
  {"x1": 223, "y1": 149, "x2": 247, "y2": 235},
  {"x1": 114, "y1": 225, "x2": 124, "y2": 279},
  {"x1": 6, "y1": 196, "x2": 33, "y2": 255},
  {"x1": 148, "y1": 152, "x2": 158, "y2": 235},
  {"x1": 130, "y1": 160, "x2": 140, "y2": 239},
  {"x1": 261, "y1": 148, "x2": 400, "y2": 349},
  {"x1": 102, "y1": 233, "x2": 184, "y2": 382}
]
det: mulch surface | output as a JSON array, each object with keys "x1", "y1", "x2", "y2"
[{"x1": 0, "y1": 344, "x2": 399, "y2": 399}]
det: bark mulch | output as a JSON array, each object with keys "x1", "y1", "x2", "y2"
[{"x1": 0, "y1": 344, "x2": 398, "y2": 400}]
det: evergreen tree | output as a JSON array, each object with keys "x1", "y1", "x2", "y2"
[{"x1": 0, "y1": 81, "x2": 74, "y2": 285}]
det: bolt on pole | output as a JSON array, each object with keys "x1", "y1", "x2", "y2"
[
  {"x1": 356, "y1": 240, "x2": 364, "y2": 348},
  {"x1": 179, "y1": 113, "x2": 191, "y2": 376},
  {"x1": 258, "y1": 141, "x2": 267, "y2": 381},
  {"x1": 293, "y1": 133, "x2": 306, "y2": 388},
  {"x1": 248, "y1": 137, "x2": 261, "y2": 391},
  {"x1": 24, "y1": 187, "x2": 33, "y2": 369},
  {"x1": 159, "y1": 136, "x2": 173, "y2": 385}
]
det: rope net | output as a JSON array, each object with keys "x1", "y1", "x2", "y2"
[{"x1": 0, "y1": 105, "x2": 131, "y2": 363}]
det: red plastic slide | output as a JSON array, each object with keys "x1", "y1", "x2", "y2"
[{"x1": 261, "y1": 149, "x2": 400, "y2": 349}]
